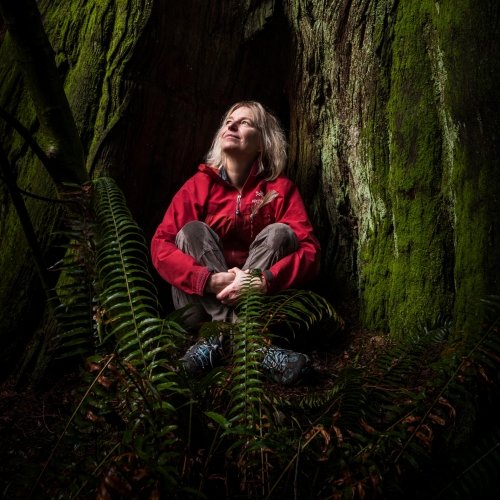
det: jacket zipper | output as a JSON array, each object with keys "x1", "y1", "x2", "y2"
[{"x1": 235, "y1": 193, "x2": 241, "y2": 216}]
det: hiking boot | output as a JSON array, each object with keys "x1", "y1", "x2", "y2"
[
  {"x1": 260, "y1": 346, "x2": 311, "y2": 385},
  {"x1": 180, "y1": 336, "x2": 224, "y2": 374}
]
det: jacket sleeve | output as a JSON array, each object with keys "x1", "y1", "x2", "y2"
[
  {"x1": 267, "y1": 180, "x2": 321, "y2": 292},
  {"x1": 150, "y1": 174, "x2": 212, "y2": 296}
]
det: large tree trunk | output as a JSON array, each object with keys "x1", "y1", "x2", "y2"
[
  {"x1": 285, "y1": 0, "x2": 500, "y2": 335},
  {"x1": 0, "y1": 0, "x2": 152, "y2": 376},
  {"x1": 0, "y1": 0, "x2": 499, "y2": 375}
]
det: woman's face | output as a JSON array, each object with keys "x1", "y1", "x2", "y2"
[{"x1": 220, "y1": 106, "x2": 262, "y2": 162}]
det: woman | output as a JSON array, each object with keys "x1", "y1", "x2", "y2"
[{"x1": 151, "y1": 101, "x2": 320, "y2": 384}]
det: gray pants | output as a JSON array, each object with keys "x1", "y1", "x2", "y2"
[{"x1": 173, "y1": 221, "x2": 298, "y2": 328}]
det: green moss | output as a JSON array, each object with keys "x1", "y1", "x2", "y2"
[
  {"x1": 359, "y1": 218, "x2": 393, "y2": 330},
  {"x1": 434, "y1": 0, "x2": 500, "y2": 333},
  {"x1": 358, "y1": 0, "x2": 457, "y2": 336},
  {"x1": 39, "y1": 0, "x2": 152, "y2": 162},
  {"x1": 363, "y1": 0, "x2": 500, "y2": 336},
  {"x1": 386, "y1": 0, "x2": 456, "y2": 335}
]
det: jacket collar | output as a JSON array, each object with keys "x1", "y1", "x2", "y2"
[{"x1": 198, "y1": 161, "x2": 262, "y2": 192}]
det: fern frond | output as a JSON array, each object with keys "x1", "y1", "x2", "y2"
[
  {"x1": 51, "y1": 183, "x2": 97, "y2": 359},
  {"x1": 93, "y1": 177, "x2": 185, "y2": 375},
  {"x1": 36, "y1": 178, "x2": 192, "y2": 498},
  {"x1": 262, "y1": 288, "x2": 341, "y2": 335},
  {"x1": 228, "y1": 272, "x2": 267, "y2": 431}
]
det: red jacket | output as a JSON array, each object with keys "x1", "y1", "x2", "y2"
[{"x1": 151, "y1": 163, "x2": 320, "y2": 296}]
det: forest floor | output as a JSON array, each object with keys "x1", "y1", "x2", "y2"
[{"x1": 0, "y1": 300, "x2": 391, "y2": 497}]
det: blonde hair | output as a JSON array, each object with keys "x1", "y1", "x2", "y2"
[{"x1": 205, "y1": 101, "x2": 287, "y2": 180}]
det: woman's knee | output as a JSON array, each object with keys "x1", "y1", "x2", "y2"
[
  {"x1": 259, "y1": 223, "x2": 298, "y2": 248},
  {"x1": 176, "y1": 221, "x2": 217, "y2": 249},
  {"x1": 176, "y1": 221, "x2": 224, "y2": 265},
  {"x1": 177, "y1": 220, "x2": 210, "y2": 241}
]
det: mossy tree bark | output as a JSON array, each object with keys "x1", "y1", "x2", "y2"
[
  {"x1": 0, "y1": 0, "x2": 86, "y2": 184},
  {"x1": 287, "y1": 0, "x2": 499, "y2": 336},
  {"x1": 0, "y1": 0, "x2": 498, "y2": 376},
  {"x1": 0, "y1": 0, "x2": 152, "y2": 376}
]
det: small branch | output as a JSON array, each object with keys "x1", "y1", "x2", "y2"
[
  {"x1": 0, "y1": 104, "x2": 52, "y2": 169},
  {"x1": 0, "y1": 144, "x2": 52, "y2": 296},
  {"x1": 17, "y1": 186, "x2": 67, "y2": 204}
]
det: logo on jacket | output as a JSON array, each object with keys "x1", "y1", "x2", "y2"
[{"x1": 250, "y1": 190, "x2": 279, "y2": 219}]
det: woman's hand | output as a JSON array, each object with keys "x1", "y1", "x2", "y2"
[
  {"x1": 205, "y1": 271, "x2": 237, "y2": 295},
  {"x1": 216, "y1": 268, "x2": 267, "y2": 305}
]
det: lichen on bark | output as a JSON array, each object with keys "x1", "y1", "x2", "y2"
[{"x1": 284, "y1": 0, "x2": 498, "y2": 336}]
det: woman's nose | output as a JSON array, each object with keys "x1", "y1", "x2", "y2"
[{"x1": 228, "y1": 121, "x2": 238, "y2": 131}]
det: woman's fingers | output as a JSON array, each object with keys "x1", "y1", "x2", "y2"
[{"x1": 216, "y1": 268, "x2": 266, "y2": 304}]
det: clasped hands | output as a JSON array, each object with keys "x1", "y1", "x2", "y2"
[{"x1": 205, "y1": 267, "x2": 267, "y2": 305}]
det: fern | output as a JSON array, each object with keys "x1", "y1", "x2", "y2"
[
  {"x1": 228, "y1": 272, "x2": 267, "y2": 431},
  {"x1": 51, "y1": 183, "x2": 97, "y2": 360},
  {"x1": 262, "y1": 288, "x2": 342, "y2": 337},
  {"x1": 263, "y1": 321, "x2": 480, "y2": 498},
  {"x1": 33, "y1": 177, "x2": 191, "y2": 498},
  {"x1": 197, "y1": 274, "x2": 270, "y2": 497},
  {"x1": 93, "y1": 177, "x2": 184, "y2": 376},
  {"x1": 287, "y1": 308, "x2": 500, "y2": 500},
  {"x1": 214, "y1": 278, "x2": 339, "y2": 497}
]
